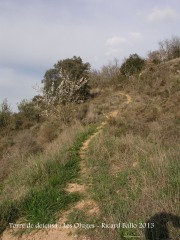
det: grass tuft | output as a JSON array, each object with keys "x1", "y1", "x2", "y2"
[{"x1": 0, "y1": 125, "x2": 96, "y2": 234}]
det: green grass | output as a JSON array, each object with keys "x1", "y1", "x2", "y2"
[
  {"x1": 0, "y1": 125, "x2": 96, "y2": 234},
  {"x1": 21, "y1": 187, "x2": 80, "y2": 224}
]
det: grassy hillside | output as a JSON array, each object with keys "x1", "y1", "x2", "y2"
[
  {"x1": 80, "y1": 58, "x2": 180, "y2": 239},
  {"x1": 0, "y1": 58, "x2": 180, "y2": 239}
]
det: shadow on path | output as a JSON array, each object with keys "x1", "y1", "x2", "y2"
[{"x1": 145, "y1": 212, "x2": 180, "y2": 240}]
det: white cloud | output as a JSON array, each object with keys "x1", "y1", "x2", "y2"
[
  {"x1": 0, "y1": 0, "x2": 104, "y2": 70},
  {"x1": 0, "y1": 0, "x2": 180, "y2": 111},
  {"x1": 147, "y1": 7, "x2": 177, "y2": 23},
  {"x1": 106, "y1": 36, "x2": 126, "y2": 47}
]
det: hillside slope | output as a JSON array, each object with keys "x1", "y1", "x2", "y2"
[{"x1": 0, "y1": 58, "x2": 180, "y2": 240}]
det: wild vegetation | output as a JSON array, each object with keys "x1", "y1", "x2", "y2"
[
  {"x1": 0, "y1": 36, "x2": 180, "y2": 239},
  {"x1": 82, "y1": 59, "x2": 180, "y2": 239}
]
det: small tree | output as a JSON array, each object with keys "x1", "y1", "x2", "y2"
[
  {"x1": 89, "y1": 58, "x2": 121, "y2": 88},
  {"x1": 147, "y1": 50, "x2": 161, "y2": 64},
  {"x1": 42, "y1": 56, "x2": 90, "y2": 104},
  {"x1": 100, "y1": 59, "x2": 120, "y2": 81},
  {"x1": 0, "y1": 99, "x2": 12, "y2": 128},
  {"x1": 120, "y1": 54, "x2": 145, "y2": 76},
  {"x1": 159, "y1": 36, "x2": 180, "y2": 61},
  {"x1": 18, "y1": 98, "x2": 42, "y2": 122}
]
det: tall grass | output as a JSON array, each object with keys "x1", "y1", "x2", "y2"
[
  {"x1": 83, "y1": 93, "x2": 180, "y2": 239},
  {"x1": 0, "y1": 124, "x2": 96, "y2": 234}
]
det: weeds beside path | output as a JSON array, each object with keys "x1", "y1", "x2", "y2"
[
  {"x1": 84, "y1": 89, "x2": 180, "y2": 239},
  {"x1": 1, "y1": 92, "x2": 132, "y2": 240},
  {"x1": 1, "y1": 126, "x2": 96, "y2": 240}
]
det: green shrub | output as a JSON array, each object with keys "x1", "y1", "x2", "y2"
[
  {"x1": 120, "y1": 54, "x2": 145, "y2": 76},
  {"x1": 17, "y1": 99, "x2": 41, "y2": 123}
]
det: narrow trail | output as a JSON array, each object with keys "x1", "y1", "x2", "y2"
[
  {"x1": 2, "y1": 92, "x2": 132, "y2": 240},
  {"x1": 80, "y1": 92, "x2": 132, "y2": 157}
]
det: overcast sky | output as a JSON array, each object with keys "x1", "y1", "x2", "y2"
[{"x1": 0, "y1": 0, "x2": 179, "y2": 111}]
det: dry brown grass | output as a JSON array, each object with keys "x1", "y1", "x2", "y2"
[
  {"x1": 0, "y1": 121, "x2": 86, "y2": 204},
  {"x1": 85, "y1": 99, "x2": 179, "y2": 238},
  {"x1": 0, "y1": 58, "x2": 179, "y2": 239},
  {"x1": 80, "y1": 59, "x2": 180, "y2": 240}
]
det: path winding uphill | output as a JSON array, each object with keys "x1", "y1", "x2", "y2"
[
  {"x1": 2, "y1": 92, "x2": 132, "y2": 240},
  {"x1": 80, "y1": 92, "x2": 132, "y2": 157}
]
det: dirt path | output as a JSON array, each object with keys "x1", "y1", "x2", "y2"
[
  {"x1": 1, "y1": 93, "x2": 132, "y2": 240},
  {"x1": 79, "y1": 92, "x2": 131, "y2": 174}
]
